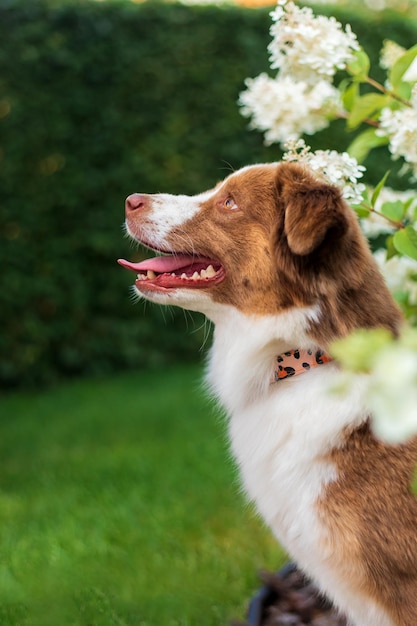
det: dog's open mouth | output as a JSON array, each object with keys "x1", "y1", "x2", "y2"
[{"x1": 118, "y1": 254, "x2": 224, "y2": 291}]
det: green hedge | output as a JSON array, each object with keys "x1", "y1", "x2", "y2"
[{"x1": 1, "y1": 0, "x2": 416, "y2": 388}]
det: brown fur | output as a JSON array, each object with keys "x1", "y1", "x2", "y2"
[
  {"x1": 321, "y1": 424, "x2": 417, "y2": 625},
  {"x1": 165, "y1": 162, "x2": 402, "y2": 342},
  {"x1": 274, "y1": 163, "x2": 402, "y2": 345}
]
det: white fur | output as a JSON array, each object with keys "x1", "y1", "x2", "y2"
[
  {"x1": 206, "y1": 307, "x2": 393, "y2": 626},
  {"x1": 134, "y1": 188, "x2": 219, "y2": 245}
]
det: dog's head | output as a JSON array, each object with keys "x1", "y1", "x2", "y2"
[{"x1": 119, "y1": 162, "x2": 401, "y2": 341}]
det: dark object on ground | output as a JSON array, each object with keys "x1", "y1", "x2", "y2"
[{"x1": 238, "y1": 564, "x2": 348, "y2": 626}]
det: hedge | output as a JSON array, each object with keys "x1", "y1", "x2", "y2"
[{"x1": 1, "y1": 0, "x2": 416, "y2": 388}]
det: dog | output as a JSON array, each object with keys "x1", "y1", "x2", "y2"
[{"x1": 118, "y1": 162, "x2": 417, "y2": 626}]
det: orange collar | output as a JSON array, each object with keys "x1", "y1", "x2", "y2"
[{"x1": 271, "y1": 349, "x2": 333, "y2": 383}]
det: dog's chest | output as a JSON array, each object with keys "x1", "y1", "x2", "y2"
[
  {"x1": 207, "y1": 312, "x2": 369, "y2": 565},
  {"x1": 209, "y1": 354, "x2": 367, "y2": 567},
  {"x1": 228, "y1": 389, "x2": 337, "y2": 562}
]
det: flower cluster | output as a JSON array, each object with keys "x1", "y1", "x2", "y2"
[
  {"x1": 379, "y1": 39, "x2": 406, "y2": 71},
  {"x1": 331, "y1": 329, "x2": 417, "y2": 444},
  {"x1": 302, "y1": 0, "x2": 416, "y2": 12},
  {"x1": 367, "y1": 340, "x2": 417, "y2": 443},
  {"x1": 239, "y1": 0, "x2": 358, "y2": 147},
  {"x1": 239, "y1": 76, "x2": 340, "y2": 145},
  {"x1": 268, "y1": 1, "x2": 358, "y2": 83},
  {"x1": 282, "y1": 139, "x2": 366, "y2": 204},
  {"x1": 361, "y1": 334, "x2": 417, "y2": 443},
  {"x1": 373, "y1": 249, "x2": 417, "y2": 304},
  {"x1": 377, "y1": 87, "x2": 417, "y2": 177}
]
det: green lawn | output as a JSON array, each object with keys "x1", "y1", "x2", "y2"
[{"x1": 0, "y1": 364, "x2": 285, "y2": 626}]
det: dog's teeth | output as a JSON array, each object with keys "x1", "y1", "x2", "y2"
[{"x1": 138, "y1": 266, "x2": 216, "y2": 282}]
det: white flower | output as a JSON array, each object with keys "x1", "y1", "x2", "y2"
[
  {"x1": 239, "y1": 75, "x2": 341, "y2": 146},
  {"x1": 368, "y1": 345, "x2": 417, "y2": 443},
  {"x1": 302, "y1": 0, "x2": 409, "y2": 9},
  {"x1": 377, "y1": 88, "x2": 417, "y2": 177},
  {"x1": 379, "y1": 39, "x2": 406, "y2": 71},
  {"x1": 363, "y1": 0, "x2": 389, "y2": 8},
  {"x1": 403, "y1": 56, "x2": 417, "y2": 83},
  {"x1": 282, "y1": 139, "x2": 366, "y2": 204},
  {"x1": 373, "y1": 249, "x2": 417, "y2": 304},
  {"x1": 268, "y1": 0, "x2": 359, "y2": 85}
]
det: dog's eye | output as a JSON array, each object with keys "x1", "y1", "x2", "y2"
[{"x1": 223, "y1": 197, "x2": 238, "y2": 211}]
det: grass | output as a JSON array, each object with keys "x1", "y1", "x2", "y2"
[{"x1": 0, "y1": 364, "x2": 286, "y2": 625}]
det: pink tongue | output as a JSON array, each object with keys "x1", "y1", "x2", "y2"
[{"x1": 118, "y1": 255, "x2": 212, "y2": 274}]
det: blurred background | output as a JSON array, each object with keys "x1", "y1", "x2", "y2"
[{"x1": 0, "y1": 0, "x2": 416, "y2": 624}]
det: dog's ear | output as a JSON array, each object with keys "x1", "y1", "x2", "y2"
[{"x1": 277, "y1": 162, "x2": 348, "y2": 256}]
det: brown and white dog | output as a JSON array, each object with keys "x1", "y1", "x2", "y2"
[{"x1": 119, "y1": 162, "x2": 417, "y2": 626}]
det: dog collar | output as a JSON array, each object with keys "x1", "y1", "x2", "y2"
[{"x1": 271, "y1": 349, "x2": 333, "y2": 383}]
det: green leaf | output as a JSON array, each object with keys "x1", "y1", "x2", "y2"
[
  {"x1": 385, "y1": 235, "x2": 397, "y2": 260},
  {"x1": 346, "y1": 49, "x2": 370, "y2": 82},
  {"x1": 389, "y1": 44, "x2": 417, "y2": 89},
  {"x1": 371, "y1": 170, "x2": 390, "y2": 206},
  {"x1": 341, "y1": 81, "x2": 359, "y2": 113},
  {"x1": 361, "y1": 187, "x2": 371, "y2": 205},
  {"x1": 347, "y1": 128, "x2": 388, "y2": 162},
  {"x1": 393, "y1": 226, "x2": 417, "y2": 262},
  {"x1": 380, "y1": 200, "x2": 405, "y2": 223},
  {"x1": 331, "y1": 328, "x2": 392, "y2": 371},
  {"x1": 347, "y1": 93, "x2": 389, "y2": 129},
  {"x1": 395, "y1": 81, "x2": 413, "y2": 102},
  {"x1": 409, "y1": 200, "x2": 417, "y2": 223},
  {"x1": 353, "y1": 205, "x2": 370, "y2": 219}
]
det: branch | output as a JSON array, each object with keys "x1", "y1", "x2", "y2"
[
  {"x1": 337, "y1": 111, "x2": 380, "y2": 128},
  {"x1": 365, "y1": 76, "x2": 412, "y2": 108},
  {"x1": 360, "y1": 201, "x2": 405, "y2": 230}
]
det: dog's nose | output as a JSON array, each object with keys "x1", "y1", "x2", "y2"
[{"x1": 125, "y1": 193, "x2": 147, "y2": 214}]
